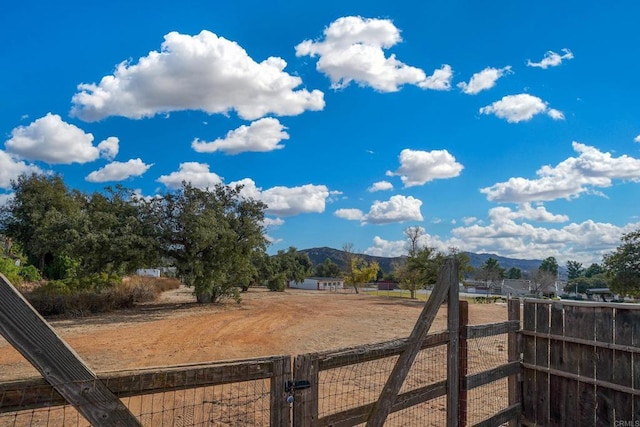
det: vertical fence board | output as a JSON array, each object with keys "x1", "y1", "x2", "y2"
[
  {"x1": 548, "y1": 302, "x2": 564, "y2": 425},
  {"x1": 457, "y1": 300, "x2": 469, "y2": 427},
  {"x1": 595, "y1": 306, "x2": 614, "y2": 425},
  {"x1": 522, "y1": 301, "x2": 536, "y2": 425},
  {"x1": 507, "y1": 298, "x2": 521, "y2": 427},
  {"x1": 576, "y1": 306, "x2": 596, "y2": 426},
  {"x1": 270, "y1": 356, "x2": 291, "y2": 427},
  {"x1": 534, "y1": 302, "x2": 549, "y2": 425},
  {"x1": 614, "y1": 308, "x2": 634, "y2": 421},
  {"x1": 632, "y1": 310, "x2": 640, "y2": 422},
  {"x1": 562, "y1": 306, "x2": 581, "y2": 427},
  {"x1": 293, "y1": 354, "x2": 319, "y2": 427}
]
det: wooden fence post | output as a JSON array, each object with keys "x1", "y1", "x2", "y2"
[
  {"x1": 447, "y1": 267, "x2": 461, "y2": 427},
  {"x1": 0, "y1": 273, "x2": 140, "y2": 426},
  {"x1": 366, "y1": 257, "x2": 458, "y2": 427},
  {"x1": 270, "y1": 355, "x2": 292, "y2": 427},
  {"x1": 507, "y1": 297, "x2": 521, "y2": 427},
  {"x1": 293, "y1": 353, "x2": 319, "y2": 427},
  {"x1": 456, "y1": 300, "x2": 469, "y2": 427}
]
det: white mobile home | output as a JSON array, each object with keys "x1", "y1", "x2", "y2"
[{"x1": 288, "y1": 277, "x2": 344, "y2": 291}]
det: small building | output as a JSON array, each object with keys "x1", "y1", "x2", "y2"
[
  {"x1": 377, "y1": 280, "x2": 397, "y2": 291},
  {"x1": 136, "y1": 268, "x2": 161, "y2": 278},
  {"x1": 289, "y1": 277, "x2": 344, "y2": 291}
]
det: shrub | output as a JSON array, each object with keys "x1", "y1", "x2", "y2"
[
  {"x1": 0, "y1": 256, "x2": 22, "y2": 285},
  {"x1": 267, "y1": 274, "x2": 286, "y2": 292},
  {"x1": 19, "y1": 264, "x2": 41, "y2": 282}
]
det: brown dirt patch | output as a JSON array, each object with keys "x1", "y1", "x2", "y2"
[{"x1": 0, "y1": 287, "x2": 508, "y2": 381}]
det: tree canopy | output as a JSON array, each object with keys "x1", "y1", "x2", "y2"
[
  {"x1": 155, "y1": 183, "x2": 268, "y2": 303},
  {"x1": 604, "y1": 228, "x2": 640, "y2": 297}
]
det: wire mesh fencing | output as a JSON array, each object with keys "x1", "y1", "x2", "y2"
[{"x1": 0, "y1": 356, "x2": 289, "y2": 427}]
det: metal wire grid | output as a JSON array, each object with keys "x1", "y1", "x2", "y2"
[
  {"x1": 317, "y1": 343, "x2": 448, "y2": 425},
  {"x1": 465, "y1": 331, "x2": 511, "y2": 426},
  {"x1": 0, "y1": 378, "x2": 271, "y2": 427}
]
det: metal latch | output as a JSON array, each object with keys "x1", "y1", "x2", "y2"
[{"x1": 285, "y1": 380, "x2": 311, "y2": 393}]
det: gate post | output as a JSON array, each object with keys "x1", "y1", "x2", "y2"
[
  {"x1": 455, "y1": 300, "x2": 469, "y2": 427},
  {"x1": 270, "y1": 355, "x2": 292, "y2": 427},
  {"x1": 293, "y1": 353, "x2": 319, "y2": 427},
  {"x1": 507, "y1": 298, "x2": 522, "y2": 427}
]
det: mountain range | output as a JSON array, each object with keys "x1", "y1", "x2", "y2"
[{"x1": 300, "y1": 247, "x2": 545, "y2": 277}]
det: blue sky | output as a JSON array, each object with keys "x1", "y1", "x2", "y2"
[{"x1": 2, "y1": 1, "x2": 640, "y2": 264}]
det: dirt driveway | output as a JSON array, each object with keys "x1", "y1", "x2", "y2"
[{"x1": 0, "y1": 287, "x2": 508, "y2": 381}]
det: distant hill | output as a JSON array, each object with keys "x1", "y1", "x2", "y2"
[{"x1": 300, "y1": 247, "x2": 544, "y2": 276}]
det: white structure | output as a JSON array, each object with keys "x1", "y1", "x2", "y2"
[
  {"x1": 289, "y1": 277, "x2": 344, "y2": 291},
  {"x1": 136, "y1": 268, "x2": 161, "y2": 278}
]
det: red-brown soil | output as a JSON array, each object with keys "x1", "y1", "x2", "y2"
[{"x1": 0, "y1": 287, "x2": 508, "y2": 381}]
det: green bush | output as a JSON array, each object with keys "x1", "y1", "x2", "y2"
[
  {"x1": 0, "y1": 256, "x2": 22, "y2": 285},
  {"x1": 267, "y1": 275, "x2": 287, "y2": 292},
  {"x1": 19, "y1": 264, "x2": 41, "y2": 282}
]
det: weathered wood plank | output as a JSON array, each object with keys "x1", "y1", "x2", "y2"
[
  {"x1": 507, "y1": 298, "x2": 521, "y2": 427},
  {"x1": 595, "y1": 306, "x2": 614, "y2": 425},
  {"x1": 521, "y1": 301, "x2": 536, "y2": 425},
  {"x1": 614, "y1": 308, "x2": 634, "y2": 421},
  {"x1": 576, "y1": 305, "x2": 596, "y2": 427},
  {"x1": 366, "y1": 258, "x2": 457, "y2": 427},
  {"x1": 0, "y1": 273, "x2": 140, "y2": 426},
  {"x1": 465, "y1": 320, "x2": 520, "y2": 339},
  {"x1": 457, "y1": 300, "x2": 469, "y2": 427},
  {"x1": 534, "y1": 301, "x2": 549, "y2": 425},
  {"x1": 521, "y1": 363, "x2": 640, "y2": 396},
  {"x1": 519, "y1": 330, "x2": 640, "y2": 354},
  {"x1": 465, "y1": 361, "x2": 520, "y2": 390},
  {"x1": 317, "y1": 331, "x2": 449, "y2": 370},
  {"x1": 471, "y1": 403, "x2": 521, "y2": 427},
  {"x1": 562, "y1": 305, "x2": 581, "y2": 427},
  {"x1": 317, "y1": 380, "x2": 447, "y2": 427},
  {"x1": 293, "y1": 353, "x2": 319, "y2": 427},
  {"x1": 270, "y1": 355, "x2": 291, "y2": 427},
  {"x1": 548, "y1": 301, "x2": 564, "y2": 426},
  {"x1": 0, "y1": 356, "x2": 283, "y2": 413}
]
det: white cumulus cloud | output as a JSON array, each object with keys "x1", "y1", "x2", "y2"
[
  {"x1": 527, "y1": 49, "x2": 574, "y2": 69},
  {"x1": 479, "y1": 94, "x2": 563, "y2": 123},
  {"x1": 97, "y1": 137, "x2": 119, "y2": 160},
  {"x1": 481, "y1": 142, "x2": 640, "y2": 202},
  {"x1": 488, "y1": 204, "x2": 569, "y2": 224},
  {"x1": 85, "y1": 158, "x2": 153, "y2": 183},
  {"x1": 192, "y1": 118, "x2": 289, "y2": 154},
  {"x1": 71, "y1": 30, "x2": 325, "y2": 122},
  {"x1": 634, "y1": 135, "x2": 640, "y2": 143},
  {"x1": 368, "y1": 181, "x2": 394, "y2": 192},
  {"x1": 334, "y1": 208, "x2": 366, "y2": 221},
  {"x1": 457, "y1": 66, "x2": 512, "y2": 95},
  {"x1": 387, "y1": 148, "x2": 463, "y2": 187},
  {"x1": 296, "y1": 16, "x2": 452, "y2": 92},
  {"x1": 231, "y1": 178, "x2": 330, "y2": 216},
  {"x1": 337, "y1": 194, "x2": 423, "y2": 225},
  {"x1": 157, "y1": 162, "x2": 223, "y2": 189},
  {"x1": 5, "y1": 113, "x2": 118, "y2": 164},
  {"x1": 0, "y1": 150, "x2": 42, "y2": 190}
]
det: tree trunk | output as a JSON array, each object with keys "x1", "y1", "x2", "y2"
[
  {"x1": 410, "y1": 289, "x2": 416, "y2": 299},
  {"x1": 353, "y1": 285, "x2": 359, "y2": 294}
]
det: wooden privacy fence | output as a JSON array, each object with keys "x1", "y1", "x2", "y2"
[
  {"x1": 0, "y1": 263, "x2": 523, "y2": 426},
  {"x1": 521, "y1": 299, "x2": 640, "y2": 425}
]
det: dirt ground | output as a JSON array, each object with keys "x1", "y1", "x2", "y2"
[{"x1": 0, "y1": 286, "x2": 509, "y2": 381}]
